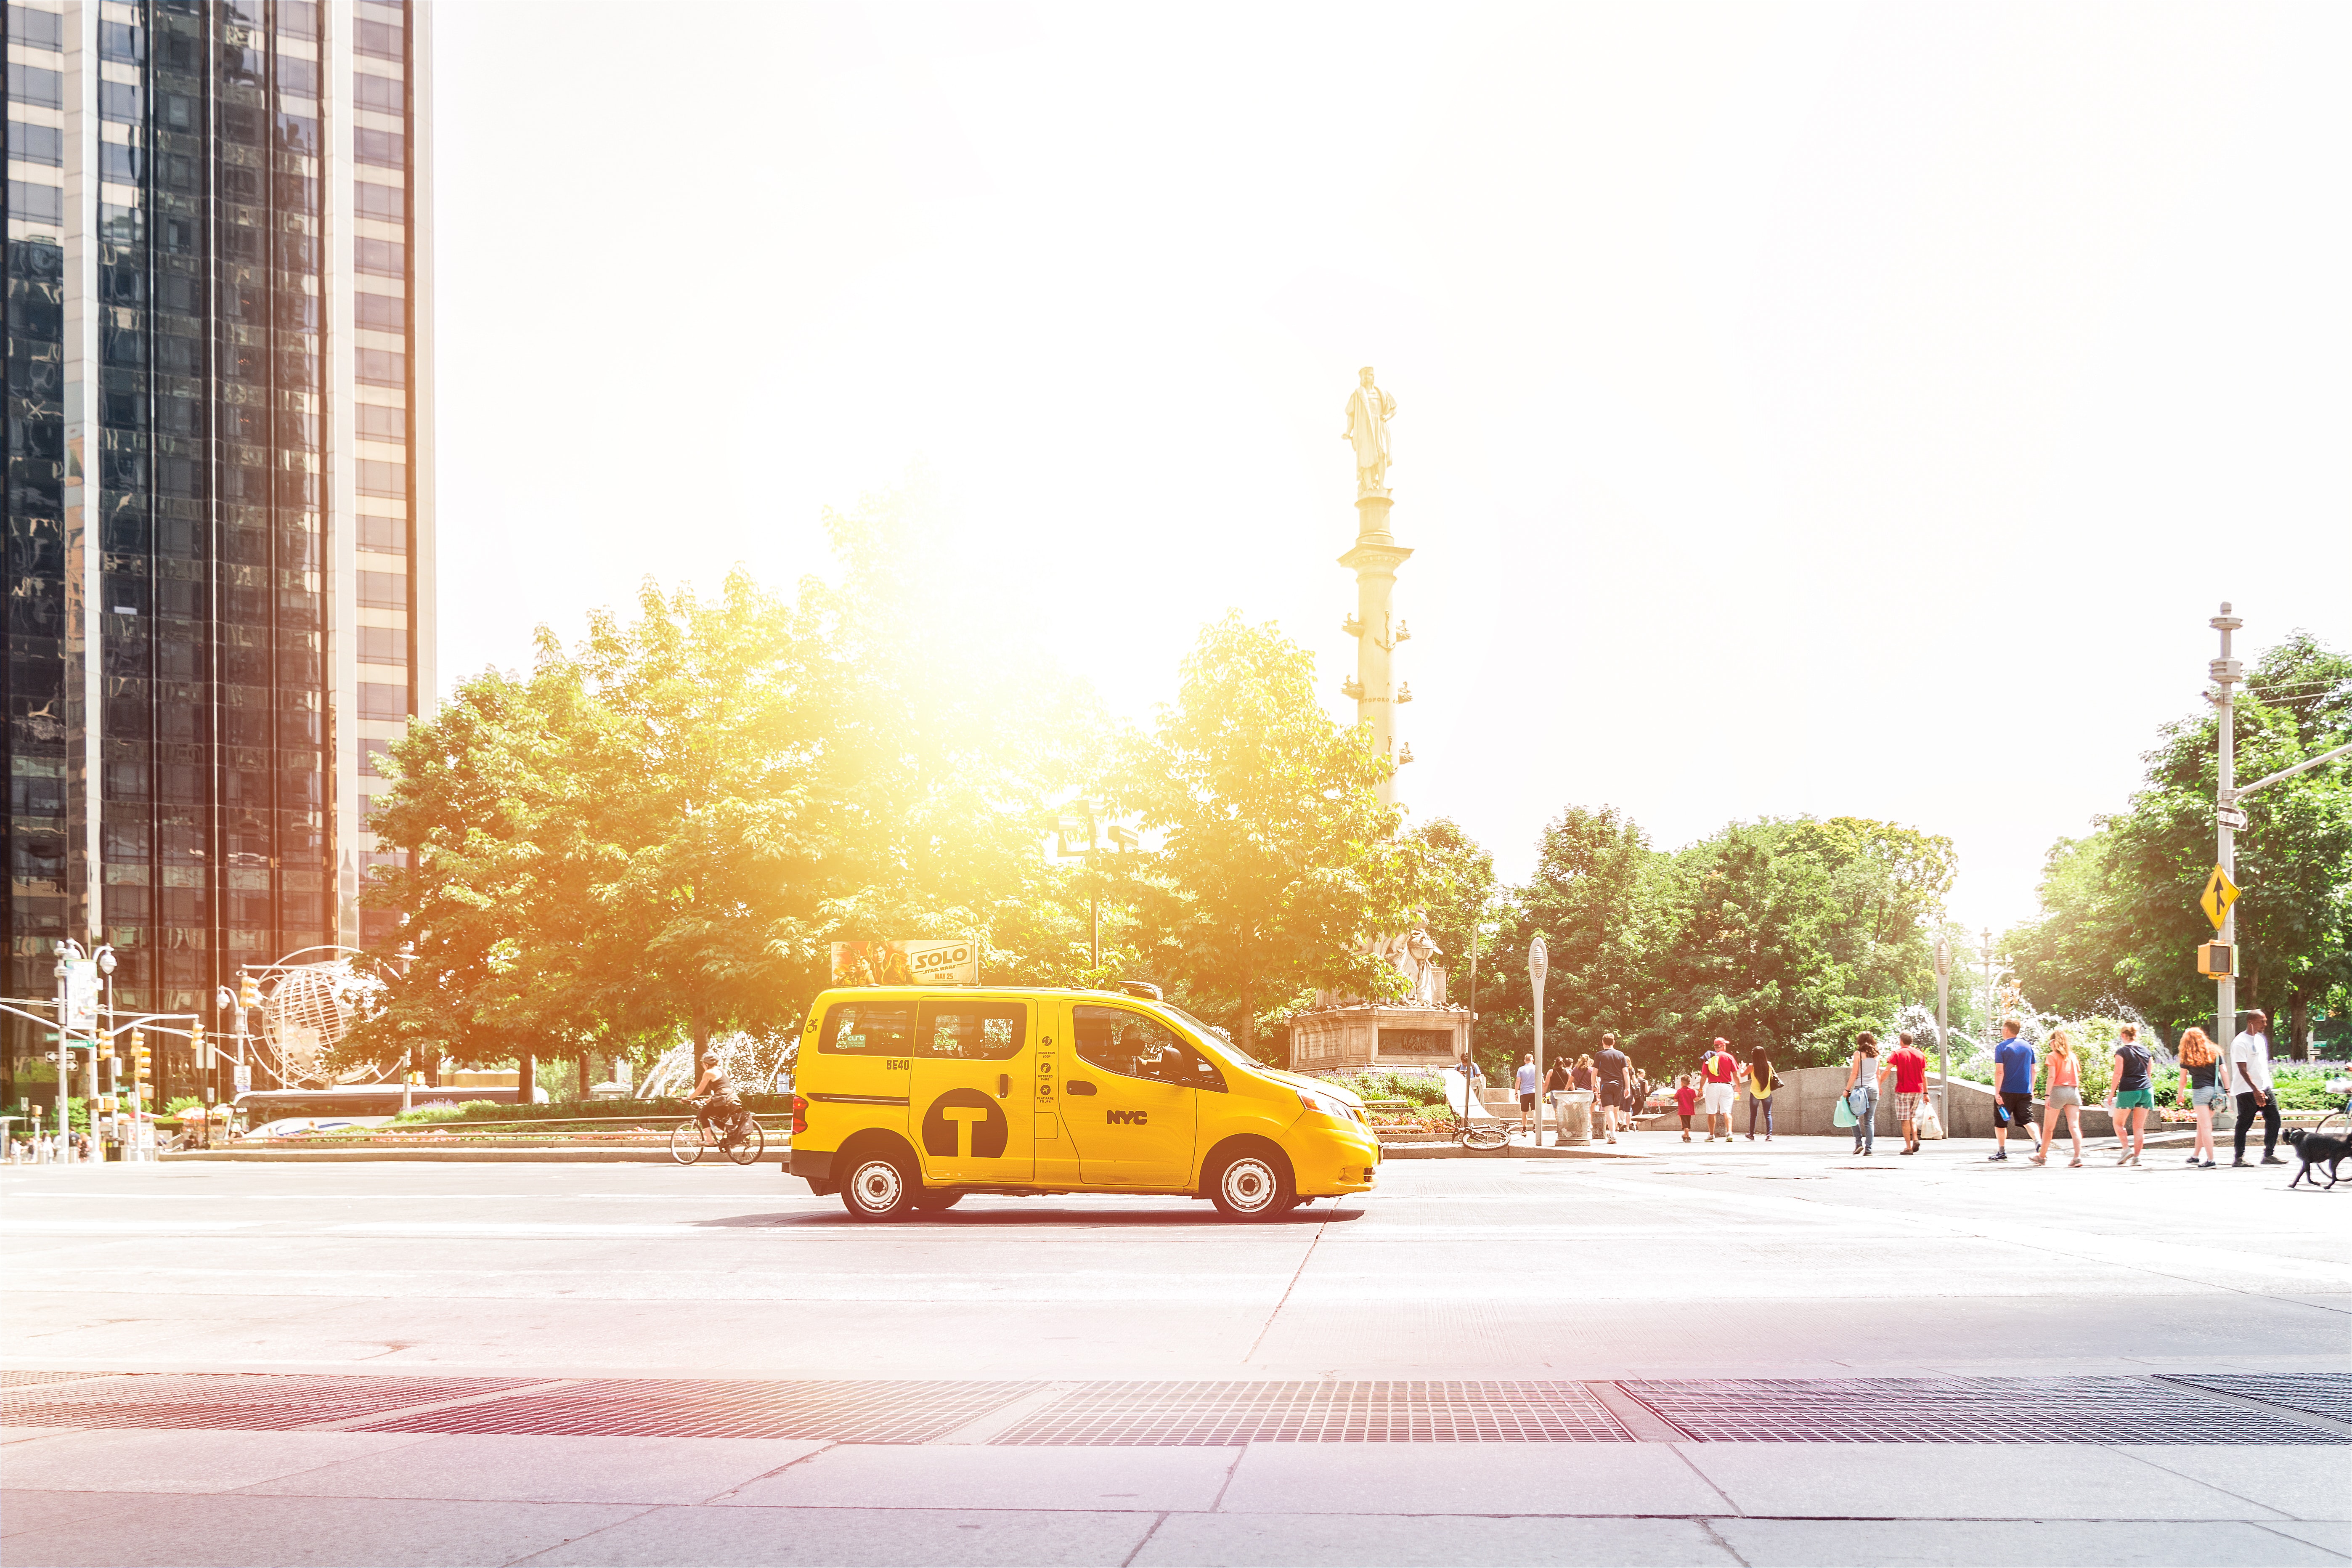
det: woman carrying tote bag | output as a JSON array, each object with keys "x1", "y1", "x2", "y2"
[{"x1": 1842, "y1": 1033, "x2": 1888, "y2": 1155}]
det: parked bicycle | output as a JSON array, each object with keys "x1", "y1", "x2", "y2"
[
  {"x1": 671, "y1": 1098, "x2": 765, "y2": 1166},
  {"x1": 1441, "y1": 1068, "x2": 1509, "y2": 1149},
  {"x1": 2313, "y1": 1075, "x2": 2352, "y2": 1141}
]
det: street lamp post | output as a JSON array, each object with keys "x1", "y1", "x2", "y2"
[
  {"x1": 1528, "y1": 936, "x2": 1548, "y2": 1144},
  {"x1": 1934, "y1": 935, "x2": 1952, "y2": 1133},
  {"x1": 2211, "y1": 602, "x2": 2241, "y2": 1050}
]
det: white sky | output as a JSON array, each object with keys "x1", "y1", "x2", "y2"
[{"x1": 431, "y1": 2, "x2": 2350, "y2": 938}]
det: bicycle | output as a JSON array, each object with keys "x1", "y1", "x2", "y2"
[
  {"x1": 671, "y1": 1099, "x2": 765, "y2": 1166},
  {"x1": 1441, "y1": 1075, "x2": 1509, "y2": 1150},
  {"x1": 2311, "y1": 1075, "x2": 2352, "y2": 1141}
]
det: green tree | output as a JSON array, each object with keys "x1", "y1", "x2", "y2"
[{"x1": 1111, "y1": 613, "x2": 1431, "y2": 1059}]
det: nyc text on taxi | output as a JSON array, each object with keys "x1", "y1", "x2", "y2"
[{"x1": 788, "y1": 986, "x2": 1379, "y2": 1220}]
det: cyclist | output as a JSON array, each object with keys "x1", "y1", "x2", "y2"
[{"x1": 689, "y1": 1053, "x2": 744, "y2": 1146}]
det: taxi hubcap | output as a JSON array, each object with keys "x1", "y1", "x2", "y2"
[
  {"x1": 852, "y1": 1161, "x2": 902, "y2": 1211},
  {"x1": 1223, "y1": 1159, "x2": 1274, "y2": 1210}
]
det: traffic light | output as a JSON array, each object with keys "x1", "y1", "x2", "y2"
[
  {"x1": 190, "y1": 1020, "x2": 208, "y2": 1069},
  {"x1": 238, "y1": 973, "x2": 261, "y2": 1008},
  {"x1": 132, "y1": 1030, "x2": 151, "y2": 1090}
]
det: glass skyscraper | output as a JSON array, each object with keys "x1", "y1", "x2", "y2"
[{"x1": 5, "y1": 0, "x2": 432, "y2": 1103}]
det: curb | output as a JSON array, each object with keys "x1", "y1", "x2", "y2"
[
  {"x1": 161, "y1": 1148, "x2": 764, "y2": 1164},
  {"x1": 1379, "y1": 1142, "x2": 1642, "y2": 1161}
]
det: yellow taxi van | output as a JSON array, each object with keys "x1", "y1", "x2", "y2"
[{"x1": 786, "y1": 983, "x2": 1379, "y2": 1220}]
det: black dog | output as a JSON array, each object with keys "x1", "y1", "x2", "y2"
[{"x1": 2283, "y1": 1128, "x2": 2347, "y2": 1190}]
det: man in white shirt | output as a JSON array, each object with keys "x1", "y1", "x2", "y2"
[{"x1": 2229, "y1": 1009, "x2": 2284, "y2": 1167}]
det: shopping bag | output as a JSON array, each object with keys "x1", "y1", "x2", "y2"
[
  {"x1": 1832, "y1": 1093, "x2": 1856, "y2": 1129},
  {"x1": 1916, "y1": 1099, "x2": 1947, "y2": 1140}
]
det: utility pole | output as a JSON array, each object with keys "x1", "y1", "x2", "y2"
[
  {"x1": 1934, "y1": 935, "x2": 1952, "y2": 1133},
  {"x1": 2210, "y1": 602, "x2": 2242, "y2": 1050},
  {"x1": 1528, "y1": 936, "x2": 1548, "y2": 1143}
]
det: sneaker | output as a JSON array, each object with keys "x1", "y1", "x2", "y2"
[
  {"x1": 2201, "y1": 1159, "x2": 2216, "y2": 1169},
  {"x1": 1988, "y1": 1151, "x2": 2007, "y2": 1162},
  {"x1": 1607, "y1": 1135, "x2": 1618, "y2": 1144},
  {"x1": 2232, "y1": 1158, "x2": 2249, "y2": 1167},
  {"x1": 2261, "y1": 1155, "x2": 2286, "y2": 1165},
  {"x1": 1681, "y1": 1132, "x2": 1690, "y2": 1143},
  {"x1": 2030, "y1": 1152, "x2": 2046, "y2": 1165},
  {"x1": 2116, "y1": 1150, "x2": 2132, "y2": 1164},
  {"x1": 2185, "y1": 1153, "x2": 2200, "y2": 1164}
]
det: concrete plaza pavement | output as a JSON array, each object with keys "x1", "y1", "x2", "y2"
[{"x1": 3, "y1": 1130, "x2": 2347, "y2": 1565}]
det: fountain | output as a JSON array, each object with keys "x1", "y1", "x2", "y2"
[{"x1": 634, "y1": 1032, "x2": 795, "y2": 1099}]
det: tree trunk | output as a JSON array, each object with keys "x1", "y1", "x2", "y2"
[
  {"x1": 2289, "y1": 990, "x2": 2312, "y2": 1061},
  {"x1": 576, "y1": 1050, "x2": 592, "y2": 1100},
  {"x1": 1236, "y1": 979, "x2": 1256, "y2": 1062},
  {"x1": 517, "y1": 1051, "x2": 536, "y2": 1106}
]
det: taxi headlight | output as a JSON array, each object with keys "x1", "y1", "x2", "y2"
[{"x1": 1297, "y1": 1088, "x2": 1358, "y2": 1122}]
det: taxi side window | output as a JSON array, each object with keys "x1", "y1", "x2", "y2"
[
  {"x1": 915, "y1": 1003, "x2": 1026, "y2": 1060},
  {"x1": 1073, "y1": 1005, "x2": 1225, "y2": 1091},
  {"x1": 819, "y1": 1003, "x2": 915, "y2": 1055}
]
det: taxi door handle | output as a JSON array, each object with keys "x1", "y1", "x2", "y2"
[
  {"x1": 1066, "y1": 1080, "x2": 1097, "y2": 1096},
  {"x1": 998, "y1": 1074, "x2": 1010, "y2": 1098}
]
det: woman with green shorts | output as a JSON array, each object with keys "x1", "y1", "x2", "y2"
[{"x1": 2111, "y1": 1024, "x2": 2156, "y2": 1167}]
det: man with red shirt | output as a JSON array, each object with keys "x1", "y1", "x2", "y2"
[
  {"x1": 1699, "y1": 1039, "x2": 1741, "y2": 1143},
  {"x1": 1887, "y1": 1030, "x2": 1930, "y2": 1154}
]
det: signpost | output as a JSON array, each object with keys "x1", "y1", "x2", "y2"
[
  {"x1": 1933, "y1": 935, "x2": 1952, "y2": 1132},
  {"x1": 1528, "y1": 935, "x2": 1548, "y2": 1143}
]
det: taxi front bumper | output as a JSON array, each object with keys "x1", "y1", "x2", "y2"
[{"x1": 1289, "y1": 1122, "x2": 1381, "y2": 1196}]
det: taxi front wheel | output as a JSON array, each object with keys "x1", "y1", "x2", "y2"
[
  {"x1": 1207, "y1": 1149, "x2": 1294, "y2": 1221},
  {"x1": 840, "y1": 1152, "x2": 917, "y2": 1222}
]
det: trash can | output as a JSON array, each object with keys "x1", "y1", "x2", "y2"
[{"x1": 1554, "y1": 1089, "x2": 1593, "y2": 1147}]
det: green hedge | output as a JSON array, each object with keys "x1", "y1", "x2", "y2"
[{"x1": 388, "y1": 1093, "x2": 793, "y2": 1127}]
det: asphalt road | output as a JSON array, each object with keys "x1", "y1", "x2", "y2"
[{"x1": 5, "y1": 1133, "x2": 2345, "y2": 1381}]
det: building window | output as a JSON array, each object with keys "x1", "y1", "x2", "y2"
[
  {"x1": 98, "y1": 82, "x2": 142, "y2": 123},
  {"x1": 354, "y1": 72, "x2": 401, "y2": 115},
  {"x1": 8, "y1": 180, "x2": 63, "y2": 225},
  {"x1": 358, "y1": 682, "x2": 408, "y2": 720},
  {"x1": 11, "y1": 121, "x2": 62, "y2": 165},
  {"x1": 355, "y1": 182, "x2": 403, "y2": 222},
  {"x1": 8, "y1": 64, "x2": 64, "y2": 109},
  {"x1": 356, "y1": 404, "x2": 405, "y2": 444},
  {"x1": 357, "y1": 570, "x2": 407, "y2": 610},
  {"x1": 357, "y1": 459, "x2": 405, "y2": 499},
  {"x1": 10, "y1": 7, "x2": 64, "y2": 49},
  {"x1": 357, "y1": 238, "x2": 405, "y2": 277},
  {"x1": 359, "y1": 626, "x2": 407, "y2": 666},
  {"x1": 357, "y1": 348, "x2": 405, "y2": 386},
  {"x1": 98, "y1": 21, "x2": 144, "y2": 62},
  {"x1": 354, "y1": 127, "x2": 405, "y2": 167}
]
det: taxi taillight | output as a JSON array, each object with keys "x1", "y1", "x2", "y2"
[{"x1": 790, "y1": 1095, "x2": 808, "y2": 1136}]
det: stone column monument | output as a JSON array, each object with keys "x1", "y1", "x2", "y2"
[
  {"x1": 1283, "y1": 370, "x2": 1467, "y2": 1075},
  {"x1": 1339, "y1": 368, "x2": 1412, "y2": 805}
]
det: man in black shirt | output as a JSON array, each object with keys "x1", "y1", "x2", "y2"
[{"x1": 1595, "y1": 1033, "x2": 1631, "y2": 1145}]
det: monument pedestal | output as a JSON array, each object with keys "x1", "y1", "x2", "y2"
[{"x1": 1287, "y1": 1002, "x2": 1469, "y2": 1074}]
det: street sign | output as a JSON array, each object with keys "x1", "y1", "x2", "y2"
[
  {"x1": 2198, "y1": 865, "x2": 2240, "y2": 929},
  {"x1": 2215, "y1": 805, "x2": 2247, "y2": 831},
  {"x1": 1933, "y1": 937, "x2": 1951, "y2": 979},
  {"x1": 1527, "y1": 936, "x2": 1547, "y2": 986}
]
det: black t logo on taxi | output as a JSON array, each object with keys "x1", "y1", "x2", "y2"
[{"x1": 922, "y1": 1088, "x2": 1008, "y2": 1159}]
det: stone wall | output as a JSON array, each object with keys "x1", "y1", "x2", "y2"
[{"x1": 1719, "y1": 1064, "x2": 2216, "y2": 1141}]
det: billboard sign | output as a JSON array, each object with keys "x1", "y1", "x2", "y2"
[
  {"x1": 61, "y1": 958, "x2": 98, "y2": 1035},
  {"x1": 831, "y1": 939, "x2": 979, "y2": 987}
]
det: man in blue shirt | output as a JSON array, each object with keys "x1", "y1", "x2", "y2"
[{"x1": 1990, "y1": 1020, "x2": 2039, "y2": 1162}]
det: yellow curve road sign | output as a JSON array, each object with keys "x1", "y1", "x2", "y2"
[{"x1": 2200, "y1": 865, "x2": 2240, "y2": 929}]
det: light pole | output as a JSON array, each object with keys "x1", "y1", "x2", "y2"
[
  {"x1": 1934, "y1": 934, "x2": 1952, "y2": 1132},
  {"x1": 2210, "y1": 602, "x2": 2241, "y2": 1049},
  {"x1": 1528, "y1": 935, "x2": 1548, "y2": 1143}
]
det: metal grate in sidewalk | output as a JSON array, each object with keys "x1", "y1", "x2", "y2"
[
  {"x1": 2158, "y1": 1372, "x2": 2352, "y2": 1420},
  {"x1": 992, "y1": 1381, "x2": 1631, "y2": 1446},
  {"x1": 0, "y1": 1374, "x2": 546, "y2": 1431},
  {"x1": 358, "y1": 1379, "x2": 1042, "y2": 1443},
  {"x1": 1621, "y1": 1377, "x2": 2351, "y2": 1445}
]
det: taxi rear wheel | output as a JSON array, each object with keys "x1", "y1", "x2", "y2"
[
  {"x1": 1207, "y1": 1149, "x2": 1293, "y2": 1221},
  {"x1": 840, "y1": 1152, "x2": 916, "y2": 1222}
]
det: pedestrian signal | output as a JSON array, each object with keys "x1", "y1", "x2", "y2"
[{"x1": 2198, "y1": 942, "x2": 2234, "y2": 979}]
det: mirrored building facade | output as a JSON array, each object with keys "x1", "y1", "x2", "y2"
[{"x1": 5, "y1": 0, "x2": 433, "y2": 1103}]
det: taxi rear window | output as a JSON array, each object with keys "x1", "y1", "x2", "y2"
[{"x1": 818, "y1": 1003, "x2": 914, "y2": 1055}]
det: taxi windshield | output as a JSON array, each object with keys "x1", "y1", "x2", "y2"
[{"x1": 1155, "y1": 1002, "x2": 1243, "y2": 1061}]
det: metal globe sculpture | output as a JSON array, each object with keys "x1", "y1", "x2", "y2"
[{"x1": 257, "y1": 948, "x2": 393, "y2": 1087}]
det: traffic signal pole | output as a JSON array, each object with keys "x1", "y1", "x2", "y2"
[{"x1": 2210, "y1": 604, "x2": 2241, "y2": 1050}]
